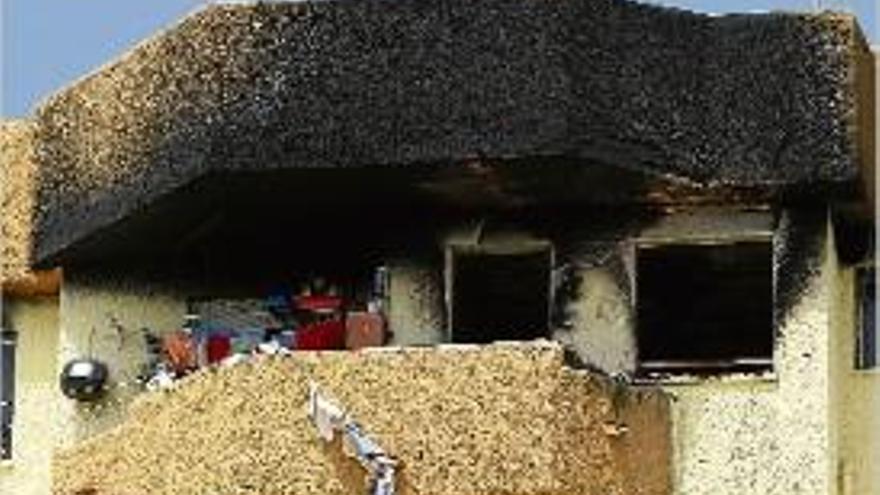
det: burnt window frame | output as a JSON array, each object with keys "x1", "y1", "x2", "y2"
[
  {"x1": 855, "y1": 263, "x2": 877, "y2": 370},
  {"x1": 444, "y1": 241, "x2": 555, "y2": 344},
  {"x1": 633, "y1": 235, "x2": 776, "y2": 377}
]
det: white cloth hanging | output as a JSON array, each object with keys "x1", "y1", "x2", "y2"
[
  {"x1": 309, "y1": 383, "x2": 344, "y2": 441},
  {"x1": 308, "y1": 382, "x2": 398, "y2": 495}
]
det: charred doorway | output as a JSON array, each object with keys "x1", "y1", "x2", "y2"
[{"x1": 448, "y1": 245, "x2": 552, "y2": 344}]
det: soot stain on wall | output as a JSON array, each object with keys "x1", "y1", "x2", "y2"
[
  {"x1": 63, "y1": 205, "x2": 828, "y2": 374},
  {"x1": 774, "y1": 208, "x2": 828, "y2": 332}
]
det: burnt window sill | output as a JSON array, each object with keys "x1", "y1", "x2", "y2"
[{"x1": 633, "y1": 359, "x2": 776, "y2": 386}]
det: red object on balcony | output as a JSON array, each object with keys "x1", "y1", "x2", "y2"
[
  {"x1": 294, "y1": 295, "x2": 343, "y2": 312},
  {"x1": 206, "y1": 334, "x2": 231, "y2": 363},
  {"x1": 295, "y1": 320, "x2": 346, "y2": 350}
]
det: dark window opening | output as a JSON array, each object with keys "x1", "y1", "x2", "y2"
[
  {"x1": 856, "y1": 265, "x2": 876, "y2": 370},
  {"x1": 0, "y1": 328, "x2": 16, "y2": 461},
  {"x1": 451, "y1": 250, "x2": 551, "y2": 344},
  {"x1": 636, "y1": 241, "x2": 773, "y2": 375}
]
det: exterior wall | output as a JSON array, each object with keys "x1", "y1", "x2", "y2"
[
  {"x1": 552, "y1": 257, "x2": 635, "y2": 372},
  {"x1": 829, "y1": 231, "x2": 880, "y2": 495},
  {"x1": 55, "y1": 271, "x2": 186, "y2": 447},
  {"x1": 0, "y1": 297, "x2": 60, "y2": 495},
  {"x1": 659, "y1": 211, "x2": 833, "y2": 495},
  {"x1": 405, "y1": 208, "x2": 836, "y2": 495},
  {"x1": 828, "y1": 44, "x2": 880, "y2": 495},
  {"x1": 665, "y1": 280, "x2": 831, "y2": 495},
  {"x1": 553, "y1": 210, "x2": 774, "y2": 374},
  {"x1": 42, "y1": 207, "x2": 854, "y2": 495},
  {"x1": 387, "y1": 258, "x2": 445, "y2": 346}
]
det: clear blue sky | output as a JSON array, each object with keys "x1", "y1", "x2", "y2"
[{"x1": 1, "y1": 0, "x2": 877, "y2": 117}]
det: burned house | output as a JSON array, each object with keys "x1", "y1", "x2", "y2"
[{"x1": 0, "y1": 0, "x2": 877, "y2": 494}]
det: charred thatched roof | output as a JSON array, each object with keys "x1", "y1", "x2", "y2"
[{"x1": 29, "y1": 0, "x2": 874, "y2": 265}]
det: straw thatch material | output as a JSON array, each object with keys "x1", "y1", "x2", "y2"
[
  {"x1": 1, "y1": 120, "x2": 37, "y2": 286},
  {"x1": 30, "y1": 0, "x2": 873, "y2": 264},
  {"x1": 53, "y1": 342, "x2": 671, "y2": 495}
]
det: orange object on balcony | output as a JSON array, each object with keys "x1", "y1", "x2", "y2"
[
  {"x1": 345, "y1": 312, "x2": 386, "y2": 350},
  {"x1": 162, "y1": 330, "x2": 197, "y2": 373}
]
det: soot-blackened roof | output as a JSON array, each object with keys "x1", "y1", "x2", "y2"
[{"x1": 29, "y1": 0, "x2": 874, "y2": 265}]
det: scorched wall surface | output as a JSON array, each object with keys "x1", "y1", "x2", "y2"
[{"x1": 41, "y1": 207, "x2": 869, "y2": 495}]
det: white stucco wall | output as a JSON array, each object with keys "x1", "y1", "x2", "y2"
[
  {"x1": 824, "y1": 43, "x2": 880, "y2": 495},
  {"x1": 40, "y1": 208, "x2": 867, "y2": 495},
  {"x1": 828, "y1": 230, "x2": 880, "y2": 495},
  {"x1": 56, "y1": 273, "x2": 186, "y2": 447},
  {"x1": 541, "y1": 209, "x2": 835, "y2": 495},
  {"x1": 387, "y1": 258, "x2": 445, "y2": 346},
  {"x1": 664, "y1": 275, "x2": 832, "y2": 495},
  {"x1": 642, "y1": 211, "x2": 833, "y2": 495},
  {"x1": 552, "y1": 258, "x2": 636, "y2": 372},
  {"x1": 0, "y1": 297, "x2": 59, "y2": 495}
]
